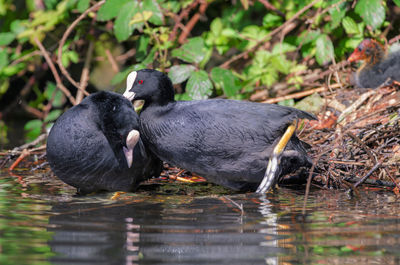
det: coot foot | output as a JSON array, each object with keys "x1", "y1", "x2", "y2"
[{"x1": 256, "y1": 121, "x2": 297, "y2": 193}]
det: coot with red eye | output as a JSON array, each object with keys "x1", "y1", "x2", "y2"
[
  {"x1": 46, "y1": 91, "x2": 162, "y2": 194},
  {"x1": 348, "y1": 39, "x2": 400, "y2": 88},
  {"x1": 123, "y1": 69, "x2": 316, "y2": 192}
]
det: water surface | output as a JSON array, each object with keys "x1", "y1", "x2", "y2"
[{"x1": 0, "y1": 169, "x2": 399, "y2": 265}]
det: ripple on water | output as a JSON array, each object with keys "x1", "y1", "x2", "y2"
[{"x1": 0, "y1": 170, "x2": 400, "y2": 265}]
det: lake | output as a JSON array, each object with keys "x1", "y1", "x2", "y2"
[{"x1": 0, "y1": 168, "x2": 399, "y2": 265}]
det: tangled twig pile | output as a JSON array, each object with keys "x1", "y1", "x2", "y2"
[{"x1": 301, "y1": 84, "x2": 400, "y2": 192}]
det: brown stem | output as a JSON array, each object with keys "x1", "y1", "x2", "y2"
[
  {"x1": 8, "y1": 149, "x2": 30, "y2": 172},
  {"x1": 34, "y1": 37, "x2": 76, "y2": 105},
  {"x1": 261, "y1": 85, "x2": 331, "y2": 104},
  {"x1": 57, "y1": 0, "x2": 105, "y2": 95},
  {"x1": 105, "y1": 48, "x2": 120, "y2": 73},
  {"x1": 12, "y1": 133, "x2": 47, "y2": 152},
  {"x1": 116, "y1": 48, "x2": 136, "y2": 61},
  {"x1": 76, "y1": 41, "x2": 94, "y2": 104},
  {"x1": 168, "y1": 0, "x2": 200, "y2": 41},
  {"x1": 178, "y1": 0, "x2": 208, "y2": 44},
  {"x1": 21, "y1": 101, "x2": 44, "y2": 119},
  {"x1": 258, "y1": 0, "x2": 285, "y2": 17}
]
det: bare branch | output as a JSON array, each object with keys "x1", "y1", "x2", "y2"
[
  {"x1": 34, "y1": 37, "x2": 76, "y2": 105},
  {"x1": 105, "y1": 49, "x2": 120, "y2": 73},
  {"x1": 178, "y1": 0, "x2": 208, "y2": 44},
  {"x1": 57, "y1": 0, "x2": 105, "y2": 95},
  {"x1": 76, "y1": 40, "x2": 94, "y2": 104}
]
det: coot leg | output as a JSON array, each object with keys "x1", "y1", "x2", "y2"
[{"x1": 256, "y1": 121, "x2": 297, "y2": 193}]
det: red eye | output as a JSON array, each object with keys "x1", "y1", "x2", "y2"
[{"x1": 138, "y1": 80, "x2": 144, "y2": 84}]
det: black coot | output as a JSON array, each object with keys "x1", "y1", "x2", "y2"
[
  {"x1": 46, "y1": 91, "x2": 162, "y2": 194},
  {"x1": 123, "y1": 69, "x2": 316, "y2": 191}
]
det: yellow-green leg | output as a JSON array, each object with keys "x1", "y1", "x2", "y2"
[{"x1": 256, "y1": 121, "x2": 297, "y2": 193}]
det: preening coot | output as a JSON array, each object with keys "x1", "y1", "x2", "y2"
[
  {"x1": 348, "y1": 39, "x2": 400, "y2": 88},
  {"x1": 123, "y1": 69, "x2": 316, "y2": 192},
  {"x1": 46, "y1": 91, "x2": 162, "y2": 194}
]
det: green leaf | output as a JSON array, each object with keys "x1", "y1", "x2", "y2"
[
  {"x1": 0, "y1": 32, "x2": 15, "y2": 46},
  {"x1": 221, "y1": 28, "x2": 238, "y2": 38},
  {"x1": 344, "y1": 37, "x2": 364, "y2": 50},
  {"x1": 44, "y1": 82, "x2": 64, "y2": 107},
  {"x1": 277, "y1": 99, "x2": 295, "y2": 107},
  {"x1": 271, "y1": 55, "x2": 290, "y2": 74},
  {"x1": 0, "y1": 120, "x2": 8, "y2": 145},
  {"x1": 136, "y1": 35, "x2": 150, "y2": 62},
  {"x1": 355, "y1": 0, "x2": 385, "y2": 30},
  {"x1": 111, "y1": 64, "x2": 146, "y2": 86},
  {"x1": 329, "y1": 2, "x2": 346, "y2": 29},
  {"x1": 174, "y1": 92, "x2": 192, "y2": 101},
  {"x1": 186, "y1": 70, "x2": 213, "y2": 100},
  {"x1": 394, "y1": 0, "x2": 400, "y2": 7},
  {"x1": 143, "y1": 0, "x2": 164, "y2": 25},
  {"x1": 262, "y1": 13, "x2": 282, "y2": 29},
  {"x1": 114, "y1": 1, "x2": 137, "y2": 42},
  {"x1": 77, "y1": 0, "x2": 90, "y2": 12},
  {"x1": 142, "y1": 46, "x2": 156, "y2": 65},
  {"x1": 0, "y1": 49, "x2": 9, "y2": 69},
  {"x1": 295, "y1": 93, "x2": 324, "y2": 113},
  {"x1": 61, "y1": 53, "x2": 70, "y2": 67},
  {"x1": 112, "y1": 69, "x2": 133, "y2": 86},
  {"x1": 210, "y1": 67, "x2": 241, "y2": 97},
  {"x1": 342, "y1": 16, "x2": 360, "y2": 35},
  {"x1": 24, "y1": 119, "x2": 43, "y2": 141},
  {"x1": 168, "y1": 64, "x2": 196, "y2": 84},
  {"x1": 261, "y1": 69, "x2": 278, "y2": 87},
  {"x1": 241, "y1": 25, "x2": 266, "y2": 41},
  {"x1": 272, "y1": 43, "x2": 296, "y2": 54},
  {"x1": 10, "y1": 20, "x2": 25, "y2": 35},
  {"x1": 1, "y1": 63, "x2": 25, "y2": 76},
  {"x1": 315, "y1": 34, "x2": 334, "y2": 65},
  {"x1": 68, "y1": 51, "x2": 79, "y2": 63},
  {"x1": 0, "y1": 80, "x2": 9, "y2": 95},
  {"x1": 130, "y1": 11, "x2": 153, "y2": 25},
  {"x1": 171, "y1": 37, "x2": 206, "y2": 64},
  {"x1": 210, "y1": 18, "x2": 223, "y2": 35},
  {"x1": 44, "y1": 0, "x2": 58, "y2": 9},
  {"x1": 97, "y1": 0, "x2": 131, "y2": 21},
  {"x1": 44, "y1": 109, "x2": 62, "y2": 122},
  {"x1": 297, "y1": 30, "x2": 321, "y2": 45}
]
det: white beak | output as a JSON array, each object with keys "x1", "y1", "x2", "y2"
[
  {"x1": 123, "y1": 91, "x2": 136, "y2": 101},
  {"x1": 123, "y1": 71, "x2": 137, "y2": 101}
]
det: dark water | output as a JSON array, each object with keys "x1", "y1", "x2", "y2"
[{"x1": 0, "y1": 169, "x2": 400, "y2": 265}]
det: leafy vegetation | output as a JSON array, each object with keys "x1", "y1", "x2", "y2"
[{"x1": 0, "y1": 0, "x2": 398, "y2": 142}]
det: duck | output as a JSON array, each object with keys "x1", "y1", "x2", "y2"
[
  {"x1": 46, "y1": 91, "x2": 162, "y2": 194},
  {"x1": 123, "y1": 69, "x2": 316, "y2": 192},
  {"x1": 348, "y1": 38, "x2": 400, "y2": 88}
]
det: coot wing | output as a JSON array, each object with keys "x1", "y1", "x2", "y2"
[{"x1": 140, "y1": 99, "x2": 314, "y2": 177}]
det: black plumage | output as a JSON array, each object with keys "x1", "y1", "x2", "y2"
[
  {"x1": 123, "y1": 69, "x2": 316, "y2": 191},
  {"x1": 46, "y1": 91, "x2": 162, "y2": 194}
]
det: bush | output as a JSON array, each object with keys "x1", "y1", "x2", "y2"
[{"x1": 0, "y1": 0, "x2": 398, "y2": 141}]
